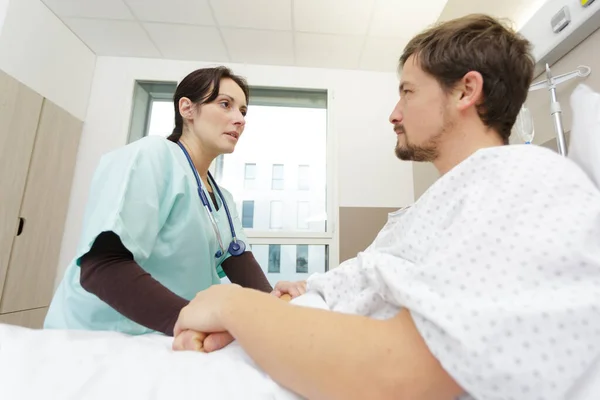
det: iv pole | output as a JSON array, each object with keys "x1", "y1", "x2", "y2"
[{"x1": 528, "y1": 63, "x2": 592, "y2": 156}]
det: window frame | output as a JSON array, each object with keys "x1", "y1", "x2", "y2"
[
  {"x1": 269, "y1": 200, "x2": 284, "y2": 229},
  {"x1": 243, "y1": 163, "x2": 257, "y2": 190},
  {"x1": 241, "y1": 88, "x2": 336, "y2": 246},
  {"x1": 268, "y1": 244, "x2": 281, "y2": 273},
  {"x1": 128, "y1": 82, "x2": 339, "y2": 273},
  {"x1": 271, "y1": 164, "x2": 285, "y2": 190},
  {"x1": 241, "y1": 200, "x2": 255, "y2": 229},
  {"x1": 296, "y1": 244, "x2": 309, "y2": 273},
  {"x1": 298, "y1": 164, "x2": 310, "y2": 191},
  {"x1": 297, "y1": 200, "x2": 310, "y2": 230},
  {"x1": 244, "y1": 163, "x2": 257, "y2": 180},
  {"x1": 127, "y1": 81, "x2": 177, "y2": 143}
]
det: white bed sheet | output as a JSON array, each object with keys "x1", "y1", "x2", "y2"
[{"x1": 0, "y1": 292, "x2": 329, "y2": 400}]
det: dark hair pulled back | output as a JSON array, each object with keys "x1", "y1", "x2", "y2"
[{"x1": 167, "y1": 66, "x2": 250, "y2": 142}]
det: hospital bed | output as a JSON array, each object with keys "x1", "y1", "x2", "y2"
[
  {"x1": 0, "y1": 292, "x2": 323, "y2": 400},
  {"x1": 0, "y1": 83, "x2": 599, "y2": 400}
]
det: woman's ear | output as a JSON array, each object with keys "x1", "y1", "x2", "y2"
[{"x1": 178, "y1": 97, "x2": 195, "y2": 120}]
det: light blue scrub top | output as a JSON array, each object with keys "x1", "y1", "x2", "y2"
[{"x1": 45, "y1": 136, "x2": 248, "y2": 335}]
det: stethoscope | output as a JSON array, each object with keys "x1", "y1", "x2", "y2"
[{"x1": 177, "y1": 141, "x2": 246, "y2": 259}]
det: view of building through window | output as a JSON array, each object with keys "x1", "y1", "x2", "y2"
[
  {"x1": 254, "y1": 244, "x2": 325, "y2": 279},
  {"x1": 146, "y1": 96, "x2": 329, "y2": 284}
]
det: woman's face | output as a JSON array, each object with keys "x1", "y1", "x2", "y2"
[{"x1": 184, "y1": 78, "x2": 248, "y2": 156}]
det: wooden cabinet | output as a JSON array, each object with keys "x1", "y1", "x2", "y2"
[
  {"x1": 0, "y1": 69, "x2": 43, "y2": 307},
  {"x1": 0, "y1": 69, "x2": 82, "y2": 328},
  {"x1": 0, "y1": 307, "x2": 48, "y2": 329}
]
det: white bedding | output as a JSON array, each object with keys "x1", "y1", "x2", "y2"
[{"x1": 0, "y1": 292, "x2": 328, "y2": 400}]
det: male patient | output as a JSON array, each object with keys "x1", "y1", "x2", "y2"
[{"x1": 173, "y1": 14, "x2": 600, "y2": 400}]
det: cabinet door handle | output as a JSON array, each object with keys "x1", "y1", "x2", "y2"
[{"x1": 17, "y1": 218, "x2": 25, "y2": 236}]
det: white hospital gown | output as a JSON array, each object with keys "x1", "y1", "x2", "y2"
[{"x1": 307, "y1": 145, "x2": 600, "y2": 400}]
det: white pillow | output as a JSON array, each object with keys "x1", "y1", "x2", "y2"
[{"x1": 568, "y1": 83, "x2": 600, "y2": 189}]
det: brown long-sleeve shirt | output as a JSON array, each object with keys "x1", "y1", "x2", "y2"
[{"x1": 79, "y1": 229, "x2": 272, "y2": 337}]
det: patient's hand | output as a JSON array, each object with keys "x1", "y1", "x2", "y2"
[
  {"x1": 173, "y1": 292, "x2": 294, "y2": 352},
  {"x1": 271, "y1": 280, "x2": 306, "y2": 299}
]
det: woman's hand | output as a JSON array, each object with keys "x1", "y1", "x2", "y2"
[
  {"x1": 271, "y1": 280, "x2": 307, "y2": 299},
  {"x1": 173, "y1": 330, "x2": 234, "y2": 353},
  {"x1": 172, "y1": 330, "x2": 208, "y2": 351}
]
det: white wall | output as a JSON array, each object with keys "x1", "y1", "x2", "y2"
[
  {"x1": 336, "y1": 71, "x2": 414, "y2": 208},
  {"x1": 0, "y1": 0, "x2": 9, "y2": 36},
  {"x1": 519, "y1": 0, "x2": 599, "y2": 66},
  {"x1": 0, "y1": 0, "x2": 95, "y2": 120},
  {"x1": 57, "y1": 56, "x2": 413, "y2": 284}
]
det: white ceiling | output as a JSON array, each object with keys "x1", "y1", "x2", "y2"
[
  {"x1": 40, "y1": 0, "x2": 541, "y2": 72},
  {"x1": 437, "y1": 0, "x2": 550, "y2": 32}
]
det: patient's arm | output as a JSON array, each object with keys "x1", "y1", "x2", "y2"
[
  {"x1": 176, "y1": 287, "x2": 464, "y2": 400},
  {"x1": 174, "y1": 293, "x2": 293, "y2": 352}
]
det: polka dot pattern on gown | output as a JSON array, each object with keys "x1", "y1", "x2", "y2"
[{"x1": 307, "y1": 145, "x2": 600, "y2": 400}]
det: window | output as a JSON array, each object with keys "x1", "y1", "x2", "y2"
[
  {"x1": 241, "y1": 200, "x2": 254, "y2": 228},
  {"x1": 130, "y1": 84, "x2": 336, "y2": 281},
  {"x1": 251, "y1": 244, "x2": 328, "y2": 286},
  {"x1": 245, "y1": 163, "x2": 257, "y2": 179},
  {"x1": 270, "y1": 201, "x2": 283, "y2": 229},
  {"x1": 298, "y1": 165, "x2": 310, "y2": 190},
  {"x1": 272, "y1": 164, "x2": 284, "y2": 190},
  {"x1": 244, "y1": 163, "x2": 256, "y2": 189},
  {"x1": 296, "y1": 245, "x2": 309, "y2": 273},
  {"x1": 127, "y1": 81, "x2": 177, "y2": 143},
  {"x1": 132, "y1": 86, "x2": 330, "y2": 234},
  {"x1": 146, "y1": 101, "x2": 174, "y2": 137},
  {"x1": 268, "y1": 244, "x2": 281, "y2": 273},
  {"x1": 297, "y1": 201, "x2": 309, "y2": 229}
]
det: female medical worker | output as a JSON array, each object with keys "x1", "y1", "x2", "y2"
[{"x1": 45, "y1": 67, "x2": 300, "y2": 337}]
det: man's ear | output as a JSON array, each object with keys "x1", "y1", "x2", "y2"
[
  {"x1": 178, "y1": 97, "x2": 195, "y2": 120},
  {"x1": 455, "y1": 71, "x2": 484, "y2": 112}
]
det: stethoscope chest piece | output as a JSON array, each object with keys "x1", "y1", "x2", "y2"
[
  {"x1": 228, "y1": 240, "x2": 246, "y2": 256},
  {"x1": 215, "y1": 240, "x2": 246, "y2": 258}
]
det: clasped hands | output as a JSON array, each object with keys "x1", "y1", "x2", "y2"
[{"x1": 172, "y1": 280, "x2": 306, "y2": 352}]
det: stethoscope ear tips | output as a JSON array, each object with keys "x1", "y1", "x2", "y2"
[{"x1": 215, "y1": 250, "x2": 223, "y2": 258}]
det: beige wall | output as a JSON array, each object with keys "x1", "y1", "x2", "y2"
[
  {"x1": 412, "y1": 161, "x2": 440, "y2": 201},
  {"x1": 339, "y1": 207, "x2": 398, "y2": 263},
  {"x1": 540, "y1": 131, "x2": 571, "y2": 153},
  {"x1": 525, "y1": 26, "x2": 600, "y2": 146}
]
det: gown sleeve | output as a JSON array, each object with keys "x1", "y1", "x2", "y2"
[
  {"x1": 74, "y1": 138, "x2": 174, "y2": 266},
  {"x1": 73, "y1": 138, "x2": 187, "y2": 335}
]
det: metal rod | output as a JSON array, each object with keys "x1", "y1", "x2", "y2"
[
  {"x1": 529, "y1": 64, "x2": 591, "y2": 157},
  {"x1": 552, "y1": 107, "x2": 568, "y2": 156},
  {"x1": 545, "y1": 64, "x2": 568, "y2": 156}
]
